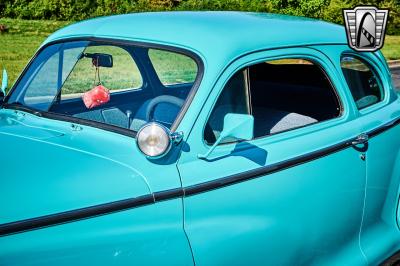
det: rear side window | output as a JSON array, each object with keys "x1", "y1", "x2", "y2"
[
  {"x1": 148, "y1": 49, "x2": 197, "y2": 85},
  {"x1": 340, "y1": 56, "x2": 383, "y2": 109},
  {"x1": 204, "y1": 59, "x2": 341, "y2": 145}
]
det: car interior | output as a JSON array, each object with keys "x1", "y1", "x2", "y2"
[
  {"x1": 204, "y1": 60, "x2": 341, "y2": 144},
  {"x1": 47, "y1": 44, "x2": 196, "y2": 132},
  {"x1": 340, "y1": 57, "x2": 382, "y2": 109}
]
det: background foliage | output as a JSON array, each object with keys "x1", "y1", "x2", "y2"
[{"x1": 1, "y1": 0, "x2": 399, "y2": 34}]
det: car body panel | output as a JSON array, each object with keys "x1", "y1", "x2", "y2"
[
  {"x1": 1, "y1": 11, "x2": 400, "y2": 266},
  {"x1": 0, "y1": 107, "x2": 193, "y2": 265},
  {"x1": 0, "y1": 110, "x2": 152, "y2": 224},
  {"x1": 45, "y1": 12, "x2": 347, "y2": 62},
  {"x1": 0, "y1": 199, "x2": 194, "y2": 266}
]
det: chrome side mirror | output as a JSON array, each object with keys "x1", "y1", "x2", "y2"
[{"x1": 136, "y1": 122, "x2": 183, "y2": 158}]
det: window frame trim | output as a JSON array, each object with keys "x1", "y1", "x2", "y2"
[{"x1": 201, "y1": 54, "x2": 345, "y2": 147}]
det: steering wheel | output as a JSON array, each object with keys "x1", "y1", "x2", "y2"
[{"x1": 145, "y1": 95, "x2": 184, "y2": 123}]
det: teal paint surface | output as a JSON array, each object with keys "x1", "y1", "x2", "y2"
[{"x1": 1, "y1": 12, "x2": 400, "y2": 265}]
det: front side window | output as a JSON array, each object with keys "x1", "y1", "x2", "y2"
[
  {"x1": 340, "y1": 56, "x2": 383, "y2": 109},
  {"x1": 204, "y1": 58, "x2": 341, "y2": 144},
  {"x1": 7, "y1": 40, "x2": 199, "y2": 133}
]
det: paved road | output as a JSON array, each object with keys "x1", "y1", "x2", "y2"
[{"x1": 391, "y1": 67, "x2": 400, "y2": 90}]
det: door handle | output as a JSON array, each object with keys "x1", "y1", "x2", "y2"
[{"x1": 352, "y1": 133, "x2": 369, "y2": 146}]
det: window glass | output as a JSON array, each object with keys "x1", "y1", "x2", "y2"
[
  {"x1": 204, "y1": 59, "x2": 341, "y2": 144},
  {"x1": 62, "y1": 45, "x2": 142, "y2": 99},
  {"x1": 148, "y1": 49, "x2": 197, "y2": 85},
  {"x1": 7, "y1": 41, "x2": 200, "y2": 133},
  {"x1": 23, "y1": 50, "x2": 61, "y2": 107},
  {"x1": 341, "y1": 56, "x2": 383, "y2": 109}
]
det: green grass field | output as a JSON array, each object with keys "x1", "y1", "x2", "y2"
[
  {"x1": 0, "y1": 18, "x2": 199, "y2": 94},
  {"x1": 0, "y1": 18, "x2": 399, "y2": 89},
  {"x1": 384, "y1": 36, "x2": 400, "y2": 60}
]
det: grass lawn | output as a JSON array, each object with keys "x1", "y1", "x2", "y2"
[
  {"x1": 0, "y1": 19, "x2": 71, "y2": 88},
  {"x1": 383, "y1": 36, "x2": 400, "y2": 60},
  {"x1": 0, "y1": 18, "x2": 399, "y2": 88}
]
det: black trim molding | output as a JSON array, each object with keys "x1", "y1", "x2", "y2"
[
  {"x1": 0, "y1": 116, "x2": 399, "y2": 237},
  {"x1": 0, "y1": 194, "x2": 154, "y2": 236}
]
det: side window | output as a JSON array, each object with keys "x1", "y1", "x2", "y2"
[
  {"x1": 148, "y1": 49, "x2": 197, "y2": 85},
  {"x1": 62, "y1": 45, "x2": 142, "y2": 99},
  {"x1": 340, "y1": 56, "x2": 383, "y2": 109},
  {"x1": 204, "y1": 59, "x2": 341, "y2": 144}
]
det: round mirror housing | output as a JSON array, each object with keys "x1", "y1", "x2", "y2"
[{"x1": 136, "y1": 122, "x2": 172, "y2": 158}]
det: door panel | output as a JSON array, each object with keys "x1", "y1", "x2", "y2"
[
  {"x1": 355, "y1": 95, "x2": 400, "y2": 264},
  {"x1": 329, "y1": 50, "x2": 400, "y2": 264},
  {"x1": 359, "y1": 121, "x2": 400, "y2": 264},
  {"x1": 181, "y1": 148, "x2": 364, "y2": 265},
  {"x1": 178, "y1": 48, "x2": 367, "y2": 265}
]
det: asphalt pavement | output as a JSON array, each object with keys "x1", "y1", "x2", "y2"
[{"x1": 391, "y1": 67, "x2": 400, "y2": 90}]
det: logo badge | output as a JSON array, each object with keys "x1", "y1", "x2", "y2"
[{"x1": 343, "y1": 6, "x2": 389, "y2": 52}]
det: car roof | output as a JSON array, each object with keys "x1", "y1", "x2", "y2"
[{"x1": 45, "y1": 11, "x2": 347, "y2": 61}]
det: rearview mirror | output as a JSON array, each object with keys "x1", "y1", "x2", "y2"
[
  {"x1": 1, "y1": 69, "x2": 8, "y2": 99},
  {"x1": 198, "y1": 113, "x2": 254, "y2": 160},
  {"x1": 80, "y1": 53, "x2": 113, "y2": 68}
]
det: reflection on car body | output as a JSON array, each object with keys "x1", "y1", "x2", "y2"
[{"x1": 0, "y1": 11, "x2": 400, "y2": 266}]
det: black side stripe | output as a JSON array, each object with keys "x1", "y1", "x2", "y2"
[
  {"x1": 1, "y1": 116, "x2": 399, "y2": 237},
  {"x1": 0, "y1": 194, "x2": 154, "y2": 236},
  {"x1": 184, "y1": 138, "x2": 353, "y2": 196}
]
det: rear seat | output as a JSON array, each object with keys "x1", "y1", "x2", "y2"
[
  {"x1": 253, "y1": 108, "x2": 317, "y2": 136},
  {"x1": 208, "y1": 105, "x2": 317, "y2": 141}
]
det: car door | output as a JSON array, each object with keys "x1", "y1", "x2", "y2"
[
  {"x1": 177, "y1": 47, "x2": 367, "y2": 265},
  {"x1": 336, "y1": 51, "x2": 400, "y2": 264}
]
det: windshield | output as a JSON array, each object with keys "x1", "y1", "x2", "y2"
[{"x1": 6, "y1": 40, "x2": 199, "y2": 133}]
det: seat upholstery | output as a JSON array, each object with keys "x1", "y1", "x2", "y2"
[
  {"x1": 206, "y1": 106, "x2": 317, "y2": 143},
  {"x1": 253, "y1": 108, "x2": 317, "y2": 136}
]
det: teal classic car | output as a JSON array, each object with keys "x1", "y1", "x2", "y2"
[{"x1": 1, "y1": 11, "x2": 400, "y2": 266}]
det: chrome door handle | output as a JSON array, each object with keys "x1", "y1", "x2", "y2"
[{"x1": 352, "y1": 133, "x2": 369, "y2": 145}]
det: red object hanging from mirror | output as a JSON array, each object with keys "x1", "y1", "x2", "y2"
[{"x1": 82, "y1": 84, "x2": 110, "y2": 109}]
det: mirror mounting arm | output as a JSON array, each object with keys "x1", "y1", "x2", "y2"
[
  {"x1": 198, "y1": 113, "x2": 254, "y2": 160},
  {"x1": 198, "y1": 132, "x2": 227, "y2": 160},
  {"x1": 171, "y1": 131, "x2": 184, "y2": 145}
]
